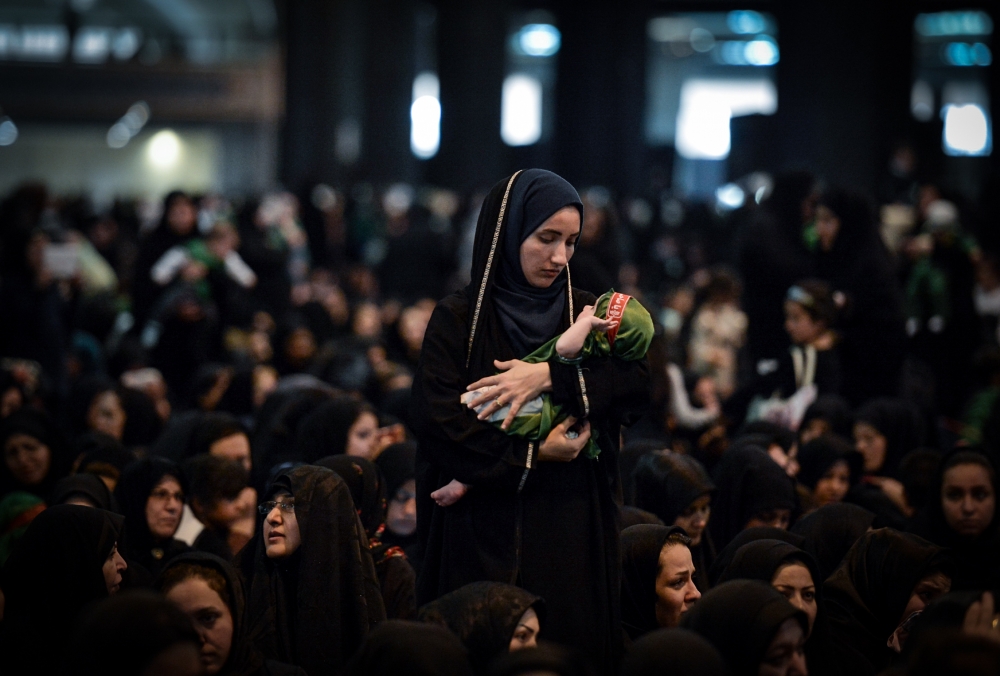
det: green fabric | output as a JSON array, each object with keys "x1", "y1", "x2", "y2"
[
  {"x1": 0, "y1": 491, "x2": 45, "y2": 566},
  {"x1": 184, "y1": 239, "x2": 223, "y2": 300},
  {"x1": 483, "y1": 290, "x2": 654, "y2": 459},
  {"x1": 904, "y1": 257, "x2": 950, "y2": 323},
  {"x1": 962, "y1": 387, "x2": 1000, "y2": 445}
]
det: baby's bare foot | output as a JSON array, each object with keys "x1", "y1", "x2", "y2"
[{"x1": 431, "y1": 479, "x2": 469, "y2": 507}]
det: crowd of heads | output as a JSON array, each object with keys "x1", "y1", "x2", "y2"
[{"x1": 2, "y1": 153, "x2": 1000, "y2": 675}]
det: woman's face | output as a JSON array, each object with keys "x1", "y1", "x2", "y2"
[
  {"x1": 784, "y1": 301, "x2": 825, "y2": 346},
  {"x1": 519, "y1": 206, "x2": 580, "y2": 288},
  {"x1": 346, "y1": 412, "x2": 379, "y2": 459},
  {"x1": 758, "y1": 618, "x2": 808, "y2": 676},
  {"x1": 263, "y1": 490, "x2": 302, "y2": 559},
  {"x1": 146, "y1": 476, "x2": 184, "y2": 540},
  {"x1": 87, "y1": 391, "x2": 126, "y2": 441},
  {"x1": 771, "y1": 563, "x2": 817, "y2": 637},
  {"x1": 815, "y1": 205, "x2": 840, "y2": 252},
  {"x1": 387, "y1": 479, "x2": 417, "y2": 537},
  {"x1": 654, "y1": 543, "x2": 701, "y2": 628},
  {"x1": 209, "y1": 433, "x2": 252, "y2": 474},
  {"x1": 166, "y1": 577, "x2": 234, "y2": 675},
  {"x1": 813, "y1": 460, "x2": 851, "y2": 507},
  {"x1": 746, "y1": 509, "x2": 792, "y2": 531},
  {"x1": 854, "y1": 422, "x2": 887, "y2": 474},
  {"x1": 942, "y1": 463, "x2": 996, "y2": 538},
  {"x1": 799, "y1": 418, "x2": 830, "y2": 445},
  {"x1": 673, "y1": 495, "x2": 711, "y2": 546},
  {"x1": 3, "y1": 433, "x2": 52, "y2": 486},
  {"x1": 508, "y1": 606, "x2": 540, "y2": 651},
  {"x1": 167, "y1": 197, "x2": 198, "y2": 236},
  {"x1": 102, "y1": 542, "x2": 127, "y2": 595},
  {"x1": 900, "y1": 571, "x2": 951, "y2": 623}
]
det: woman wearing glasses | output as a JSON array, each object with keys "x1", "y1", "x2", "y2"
[
  {"x1": 237, "y1": 465, "x2": 386, "y2": 676},
  {"x1": 114, "y1": 456, "x2": 190, "y2": 577}
]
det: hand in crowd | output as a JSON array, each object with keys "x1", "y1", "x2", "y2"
[{"x1": 538, "y1": 417, "x2": 591, "y2": 462}]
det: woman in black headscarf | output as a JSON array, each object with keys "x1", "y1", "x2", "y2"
[
  {"x1": 236, "y1": 464, "x2": 384, "y2": 675},
  {"x1": 295, "y1": 396, "x2": 380, "y2": 462},
  {"x1": 791, "y1": 503, "x2": 875, "y2": 582},
  {"x1": 796, "y1": 434, "x2": 863, "y2": 513},
  {"x1": 489, "y1": 643, "x2": 593, "y2": 676},
  {"x1": 717, "y1": 539, "x2": 835, "y2": 675},
  {"x1": 72, "y1": 430, "x2": 135, "y2": 492},
  {"x1": 418, "y1": 581, "x2": 544, "y2": 673},
  {"x1": 159, "y1": 552, "x2": 304, "y2": 676},
  {"x1": 823, "y1": 528, "x2": 951, "y2": 676},
  {"x1": 799, "y1": 395, "x2": 854, "y2": 445},
  {"x1": 0, "y1": 504, "x2": 127, "y2": 675},
  {"x1": 114, "y1": 456, "x2": 190, "y2": 577},
  {"x1": 341, "y1": 620, "x2": 475, "y2": 676},
  {"x1": 632, "y1": 451, "x2": 716, "y2": 591},
  {"x1": 316, "y1": 454, "x2": 417, "y2": 619},
  {"x1": 682, "y1": 579, "x2": 809, "y2": 676},
  {"x1": 375, "y1": 440, "x2": 421, "y2": 559},
  {"x1": 620, "y1": 627, "x2": 726, "y2": 676},
  {"x1": 708, "y1": 526, "x2": 806, "y2": 587},
  {"x1": 908, "y1": 450, "x2": 1000, "y2": 590},
  {"x1": 708, "y1": 443, "x2": 798, "y2": 551},
  {"x1": 412, "y1": 169, "x2": 649, "y2": 673},
  {"x1": 0, "y1": 407, "x2": 70, "y2": 500},
  {"x1": 620, "y1": 525, "x2": 701, "y2": 641},
  {"x1": 51, "y1": 472, "x2": 118, "y2": 511}
]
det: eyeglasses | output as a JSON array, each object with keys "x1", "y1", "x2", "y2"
[{"x1": 258, "y1": 500, "x2": 295, "y2": 515}]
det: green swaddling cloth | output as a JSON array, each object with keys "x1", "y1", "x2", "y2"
[{"x1": 462, "y1": 290, "x2": 654, "y2": 458}]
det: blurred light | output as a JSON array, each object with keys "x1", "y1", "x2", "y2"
[
  {"x1": 19, "y1": 25, "x2": 69, "y2": 61},
  {"x1": 146, "y1": 130, "x2": 182, "y2": 168},
  {"x1": 719, "y1": 41, "x2": 749, "y2": 65},
  {"x1": 70, "y1": 0, "x2": 97, "y2": 11},
  {"x1": 122, "y1": 101, "x2": 150, "y2": 133},
  {"x1": 755, "y1": 186, "x2": 767, "y2": 203},
  {"x1": 73, "y1": 26, "x2": 111, "y2": 63},
  {"x1": 501, "y1": 74, "x2": 543, "y2": 146},
  {"x1": 106, "y1": 122, "x2": 131, "y2": 148},
  {"x1": 945, "y1": 42, "x2": 992, "y2": 66},
  {"x1": 335, "y1": 118, "x2": 361, "y2": 165},
  {"x1": 648, "y1": 17, "x2": 696, "y2": 43},
  {"x1": 715, "y1": 183, "x2": 745, "y2": 209},
  {"x1": 915, "y1": 11, "x2": 992, "y2": 37},
  {"x1": 0, "y1": 25, "x2": 17, "y2": 58},
  {"x1": 911, "y1": 80, "x2": 934, "y2": 121},
  {"x1": 410, "y1": 72, "x2": 440, "y2": 159},
  {"x1": 744, "y1": 38, "x2": 779, "y2": 65},
  {"x1": 0, "y1": 117, "x2": 18, "y2": 146},
  {"x1": 727, "y1": 10, "x2": 766, "y2": 35},
  {"x1": 112, "y1": 27, "x2": 141, "y2": 60},
  {"x1": 675, "y1": 79, "x2": 777, "y2": 160},
  {"x1": 516, "y1": 24, "x2": 561, "y2": 57},
  {"x1": 689, "y1": 28, "x2": 715, "y2": 53},
  {"x1": 942, "y1": 104, "x2": 991, "y2": 156}
]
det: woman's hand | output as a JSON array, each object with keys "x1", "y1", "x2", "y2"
[
  {"x1": 466, "y1": 360, "x2": 552, "y2": 430},
  {"x1": 538, "y1": 417, "x2": 591, "y2": 462}
]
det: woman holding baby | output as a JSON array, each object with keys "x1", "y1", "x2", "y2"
[{"x1": 411, "y1": 169, "x2": 650, "y2": 672}]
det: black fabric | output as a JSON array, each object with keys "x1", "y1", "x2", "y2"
[
  {"x1": 681, "y1": 579, "x2": 808, "y2": 676},
  {"x1": 119, "y1": 386, "x2": 163, "y2": 449},
  {"x1": 708, "y1": 443, "x2": 798, "y2": 550},
  {"x1": 418, "y1": 581, "x2": 544, "y2": 673},
  {"x1": 908, "y1": 450, "x2": 1000, "y2": 590},
  {"x1": 340, "y1": 620, "x2": 474, "y2": 676},
  {"x1": 411, "y1": 170, "x2": 649, "y2": 673},
  {"x1": 823, "y1": 528, "x2": 950, "y2": 676},
  {"x1": 620, "y1": 506, "x2": 664, "y2": 528},
  {"x1": 854, "y1": 398, "x2": 925, "y2": 477},
  {"x1": 50, "y1": 472, "x2": 118, "y2": 511},
  {"x1": 188, "y1": 412, "x2": 247, "y2": 459},
  {"x1": 633, "y1": 451, "x2": 715, "y2": 526},
  {"x1": 709, "y1": 527, "x2": 805, "y2": 587},
  {"x1": 490, "y1": 168, "x2": 583, "y2": 356},
  {"x1": 0, "y1": 407, "x2": 71, "y2": 499},
  {"x1": 620, "y1": 524, "x2": 686, "y2": 640},
  {"x1": 0, "y1": 505, "x2": 123, "y2": 675},
  {"x1": 792, "y1": 503, "x2": 876, "y2": 582},
  {"x1": 488, "y1": 642, "x2": 593, "y2": 676},
  {"x1": 620, "y1": 627, "x2": 726, "y2": 676},
  {"x1": 73, "y1": 431, "x2": 135, "y2": 478},
  {"x1": 797, "y1": 434, "x2": 863, "y2": 490},
  {"x1": 65, "y1": 589, "x2": 202, "y2": 676},
  {"x1": 114, "y1": 456, "x2": 190, "y2": 576},
  {"x1": 295, "y1": 397, "x2": 372, "y2": 462},
  {"x1": 801, "y1": 395, "x2": 855, "y2": 440},
  {"x1": 375, "y1": 441, "x2": 417, "y2": 499},
  {"x1": 236, "y1": 465, "x2": 385, "y2": 675}
]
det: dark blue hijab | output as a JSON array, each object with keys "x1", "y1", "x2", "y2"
[{"x1": 492, "y1": 169, "x2": 583, "y2": 355}]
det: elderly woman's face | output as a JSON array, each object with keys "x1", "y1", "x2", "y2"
[
  {"x1": 519, "y1": 206, "x2": 580, "y2": 288},
  {"x1": 146, "y1": 476, "x2": 184, "y2": 540},
  {"x1": 4, "y1": 433, "x2": 52, "y2": 486}
]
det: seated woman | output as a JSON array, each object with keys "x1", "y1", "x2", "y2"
[
  {"x1": 620, "y1": 525, "x2": 701, "y2": 641},
  {"x1": 341, "y1": 620, "x2": 474, "y2": 676},
  {"x1": 185, "y1": 454, "x2": 255, "y2": 559},
  {"x1": 682, "y1": 579, "x2": 809, "y2": 676},
  {"x1": 796, "y1": 434, "x2": 863, "y2": 513},
  {"x1": 632, "y1": 451, "x2": 716, "y2": 591},
  {"x1": 824, "y1": 528, "x2": 951, "y2": 675},
  {"x1": 50, "y1": 471, "x2": 118, "y2": 511},
  {"x1": 620, "y1": 628, "x2": 726, "y2": 676},
  {"x1": 158, "y1": 551, "x2": 304, "y2": 676},
  {"x1": 0, "y1": 504, "x2": 127, "y2": 674},
  {"x1": 851, "y1": 397, "x2": 924, "y2": 523},
  {"x1": 790, "y1": 502, "x2": 875, "y2": 583},
  {"x1": 317, "y1": 454, "x2": 418, "y2": 619},
  {"x1": 295, "y1": 396, "x2": 380, "y2": 462},
  {"x1": 115, "y1": 456, "x2": 190, "y2": 577},
  {"x1": 798, "y1": 395, "x2": 854, "y2": 446},
  {"x1": 237, "y1": 465, "x2": 385, "y2": 675},
  {"x1": 418, "y1": 581, "x2": 544, "y2": 673},
  {"x1": 909, "y1": 450, "x2": 1000, "y2": 590},
  {"x1": 70, "y1": 377, "x2": 128, "y2": 442},
  {"x1": 0, "y1": 407, "x2": 71, "y2": 501},
  {"x1": 375, "y1": 441, "x2": 420, "y2": 559}
]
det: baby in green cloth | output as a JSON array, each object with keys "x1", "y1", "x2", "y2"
[{"x1": 432, "y1": 290, "x2": 654, "y2": 506}]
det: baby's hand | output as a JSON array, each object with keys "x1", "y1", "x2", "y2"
[
  {"x1": 556, "y1": 305, "x2": 617, "y2": 359},
  {"x1": 576, "y1": 304, "x2": 617, "y2": 333},
  {"x1": 431, "y1": 479, "x2": 469, "y2": 507}
]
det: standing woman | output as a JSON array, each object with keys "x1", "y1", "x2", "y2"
[{"x1": 412, "y1": 169, "x2": 650, "y2": 672}]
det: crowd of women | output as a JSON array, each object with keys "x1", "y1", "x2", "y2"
[{"x1": 1, "y1": 162, "x2": 1000, "y2": 676}]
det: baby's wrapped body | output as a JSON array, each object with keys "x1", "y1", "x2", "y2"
[{"x1": 462, "y1": 290, "x2": 653, "y2": 459}]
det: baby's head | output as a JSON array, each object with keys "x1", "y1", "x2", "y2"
[{"x1": 784, "y1": 280, "x2": 836, "y2": 345}]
